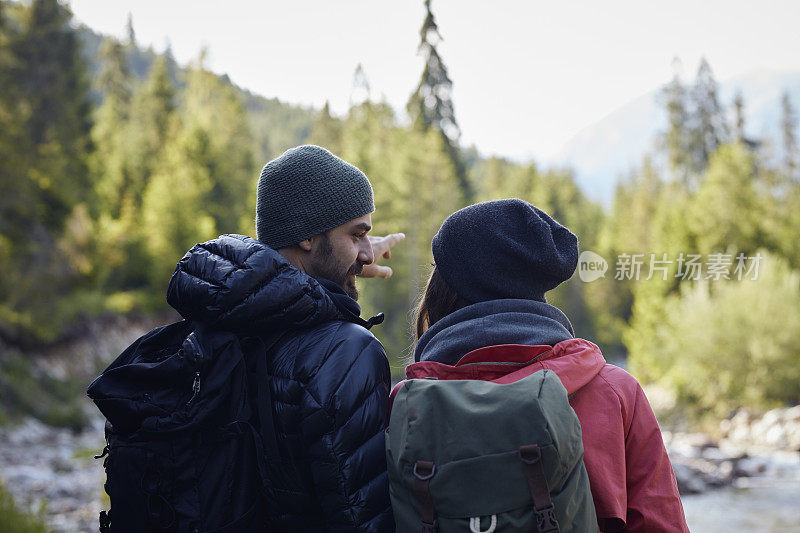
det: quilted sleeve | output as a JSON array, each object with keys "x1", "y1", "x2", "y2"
[{"x1": 299, "y1": 323, "x2": 394, "y2": 533}]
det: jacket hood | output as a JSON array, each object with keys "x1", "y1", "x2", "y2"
[
  {"x1": 410, "y1": 298, "x2": 605, "y2": 395},
  {"x1": 167, "y1": 234, "x2": 345, "y2": 336},
  {"x1": 414, "y1": 298, "x2": 575, "y2": 364}
]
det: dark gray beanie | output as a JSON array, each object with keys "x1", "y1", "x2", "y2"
[
  {"x1": 432, "y1": 199, "x2": 578, "y2": 303},
  {"x1": 255, "y1": 145, "x2": 375, "y2": 249}
]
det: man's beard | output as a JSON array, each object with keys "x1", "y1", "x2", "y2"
[{"x1": 311, "y1": 234, "x2": 362, "y2": 300}]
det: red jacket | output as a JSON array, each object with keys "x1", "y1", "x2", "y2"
[{"x1": 401, "y1": 338, "x2": 688, "y2": 532}]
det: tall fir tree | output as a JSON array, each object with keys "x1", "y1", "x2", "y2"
[
  {"x1": 10, "y1": 0, "x2": 92, "y2": 229},
  {"x1": 127, "y1": 54, "x2": 175, "y2": 203},
  {"x1": 349, "y1": 63, "x2": 371, "y2": 107},
  {"x1": 141, "y1": 123, "x2": 218, "y2": 288},
  {"x1": 97, "y1": 39, "x2": 132, "y2": 103},
  {"x1": 687, "y1": 143, "x2": 763, "y2": 257},
  {"x1": 407, "y1": 0, "x2": 472, "y2": 203},
  {"x1": 0, "y1": 0, "x2": 93, "y2": 343},
  {"x1": 308, "y1": 101, "x2": 343, "y2": 155},
  {"x1": 125, "y1": 12, "x2": 135, "y2": 47},
  {"x1": 0, "y1": 0, "x2": 22, "y2": 317},
  {"x1": 474, "y1": 157, "x2": 538, "y2": 201},
  {"x1": 780, "y1": 91, "x2": 798, "y2": 178},
  {"x1": 733, "y1": 91, "x2": 745, "y2": 143},
  {"x1": 0, "y1": 0, "x2": 22, "y2": 236},
  {"x1": 89, "y1": 54, "x2": 177, "y2": 295},
  {"x1": 181, "y1": 52, "x2": 255, "y2": 235},
  {"x1": 688, "y1": 58, "x2": 727, "y2": 176},
  {"x1": 659, "y1": 65, "x2": 690, "y2": 183},
  {"x1": 91, "y1": 38, "x2": 133, "y2": 217}
]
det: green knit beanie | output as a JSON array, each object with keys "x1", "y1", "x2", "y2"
[{"x1": 255, "y1": 145, "x2": 375, "y2": 249}]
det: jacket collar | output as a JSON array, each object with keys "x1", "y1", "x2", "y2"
[
  {"x1": 414, "y1": 298, "x2": 575, "y2": 364},
  {"x1": 406, "y1": 339, "x2": 605, "y2": 395},
  {"x1": 312, "y1": 276, "x2": 384, "y2": 330}
]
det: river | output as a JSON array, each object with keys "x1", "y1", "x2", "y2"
[
  {"x1": 682, "y1": 455, "x2": 800, "y2": 532},
  {"x1": 2, "y1": 416, "x2": 799, "y2": 532}
]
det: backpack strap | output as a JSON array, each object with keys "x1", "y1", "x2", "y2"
[
  {"x1": 519, "y1": 445, "x2": 559, "y2": 533},
  {"x1": 389, "y1": 379, "x2": 407, "y2": 414},
  {"x1": 252, "y1": 332, "x2": 286, "y2": 464},
  {"x1": 413, "y1": 460, "x2": 437, "y2": 532}
]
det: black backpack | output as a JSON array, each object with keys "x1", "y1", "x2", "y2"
[{"x1": 87, "y1": 319, "x2": 282, "y2": 532}]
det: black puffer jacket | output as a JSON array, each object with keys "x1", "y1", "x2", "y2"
[{"x1": 167, "y1": 234, "x2": 393, "y2": 532}]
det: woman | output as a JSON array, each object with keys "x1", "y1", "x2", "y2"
[{"x1": 405, "y1": 199, "x2": 688, "y2": 532}]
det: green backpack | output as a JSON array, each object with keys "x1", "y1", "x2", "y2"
[{"x1": 386, "y1": 369, "x2": 597, "y2": 532}]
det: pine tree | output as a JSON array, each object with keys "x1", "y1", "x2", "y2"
[
  {"x1": 688, "y1": 58, "x2": 727, "y2": 176},
  {"x1": 97, "y1": 39, "x2": 131, "y2": 102},
  {"x1": 142, "y1": 123, "x2": 218, "y2": 287},
  {"x1": 338, "y1": 98, "x2": 465, "y2": 362},
  {"x1": 659, "y1": 63, "x2": 690, "y2": 182},
  {"x1": 0, "y1": 0, "x2": 94, "y2": 343},
  {"x1": 407, "y1": 0, "x2": 472, "y2": 202},
  {"x1": 474, "y1": 157, "x2": 537, "y2": 201},
  {"x1": 91, "y1": 38, "x2": 133, "y2": 217},
  {"x1": 86, "y1": 54, "x2": 178, "y2": 295},
  {"x1": 350, "y1": 63, "x2": 371, "y2": 107},
  {"x1": 125, "y1": 12, "x2": 135, "y2": 47},
  {"x1": 10, "y1": 0, "x2": 92, "y2": 229},
  {"x1": 733, "y1": 91, "x2": 745, "y2": 143},
  {"x1": 180, "y1": 52, "x2": 255, "y2": 235},
  {"x1": 162, "y1": 40, "x2": 180, "y2": 84},
  {"x1": 0, "y1": 0, "x2": 25, "y2": 247},
  {"x1": 308, "y1": 101, "x2": 343, "y2": 155},
  {"x1": 688, "y1": 143, "x2": 762, "y2": 258},
  {"x1": 781, "y1": 91, "x2": 798, "y2": 178},
  {"x1": 127, "y1": 54, "x2": 175, "y2": 203}
]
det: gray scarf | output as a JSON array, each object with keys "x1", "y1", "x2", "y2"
[{"x1": 414, "y1": 299, "x2": 574, "y2": 365}]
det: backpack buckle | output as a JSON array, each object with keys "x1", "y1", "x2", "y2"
[
  {"x1": 469, "y1": 515, "x2": 497, "y2": 533},
  {"x1": 413, "y1": 461, "x2": 436, "y2": 480},
  {"x1": 518, "y1": 444, "x2": 542, "y2": 464},
  {"x1": 535, "y1": 504, "x2": 559, "y2": 533}
]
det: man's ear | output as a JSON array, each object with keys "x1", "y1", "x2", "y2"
[{"x1": 297, "y1": 238, "x2": 313, "y2": 252}]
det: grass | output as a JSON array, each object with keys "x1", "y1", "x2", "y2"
[{"x1": 0, "y1": 480, "x2": 48, "y2": 533}]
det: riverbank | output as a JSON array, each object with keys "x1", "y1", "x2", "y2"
[
  {"x1": 682, "y1": 464, "x2": 800, "y2": 532},
  {"x1": 1, "y1": 408, "x2": 799, "y2": 532},
  {"x1": 664, "y1": 405, "x2": 800, "y2": 495},
  {"x1": 1, "y1": 313, "x2": 798, "y2": 531},
  {"x1": 0, "y1": 416, "x2": 105, "y2": 532},
  {"x1": 0, "y1": 314, "x2": 164, "y2": 531}
]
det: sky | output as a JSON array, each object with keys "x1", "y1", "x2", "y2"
[{"x1": 67, "y1": 0, "x2": 800, "y2": 163}]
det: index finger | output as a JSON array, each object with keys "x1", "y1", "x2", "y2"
[{"x1": 382, "y1": 233, "x2": 405, "y2": 249}]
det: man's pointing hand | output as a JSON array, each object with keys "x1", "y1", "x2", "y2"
[{"x1": 360, "y1": 233, "x2": 405, "y2": 279}]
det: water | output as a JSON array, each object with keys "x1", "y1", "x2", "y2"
[
  {"x1": 682, "y1": 471, "x2": 800, "y2": 532},
  {"x1": 3, "y1": 416, "x2": 799, "y2": 532}
]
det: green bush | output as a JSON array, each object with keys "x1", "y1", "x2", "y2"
[
  {"x1": 0, "y1": 481, "x2": 48, "y2": 533},
  {"x1": 628, "y1": 250, "x2": 800, "y2": 419}
]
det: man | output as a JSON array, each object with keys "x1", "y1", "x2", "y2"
[{"x1": 168, "y1": 145, "x2": 402, "y2": 531}]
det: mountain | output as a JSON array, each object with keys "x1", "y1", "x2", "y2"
[{"x1": 547, "y1": 69, "x2": 800, "y2": 205}]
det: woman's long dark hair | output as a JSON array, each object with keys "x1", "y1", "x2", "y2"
[{"x1": 414, "y1": 265, "x2": 470, "y2": 343}]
